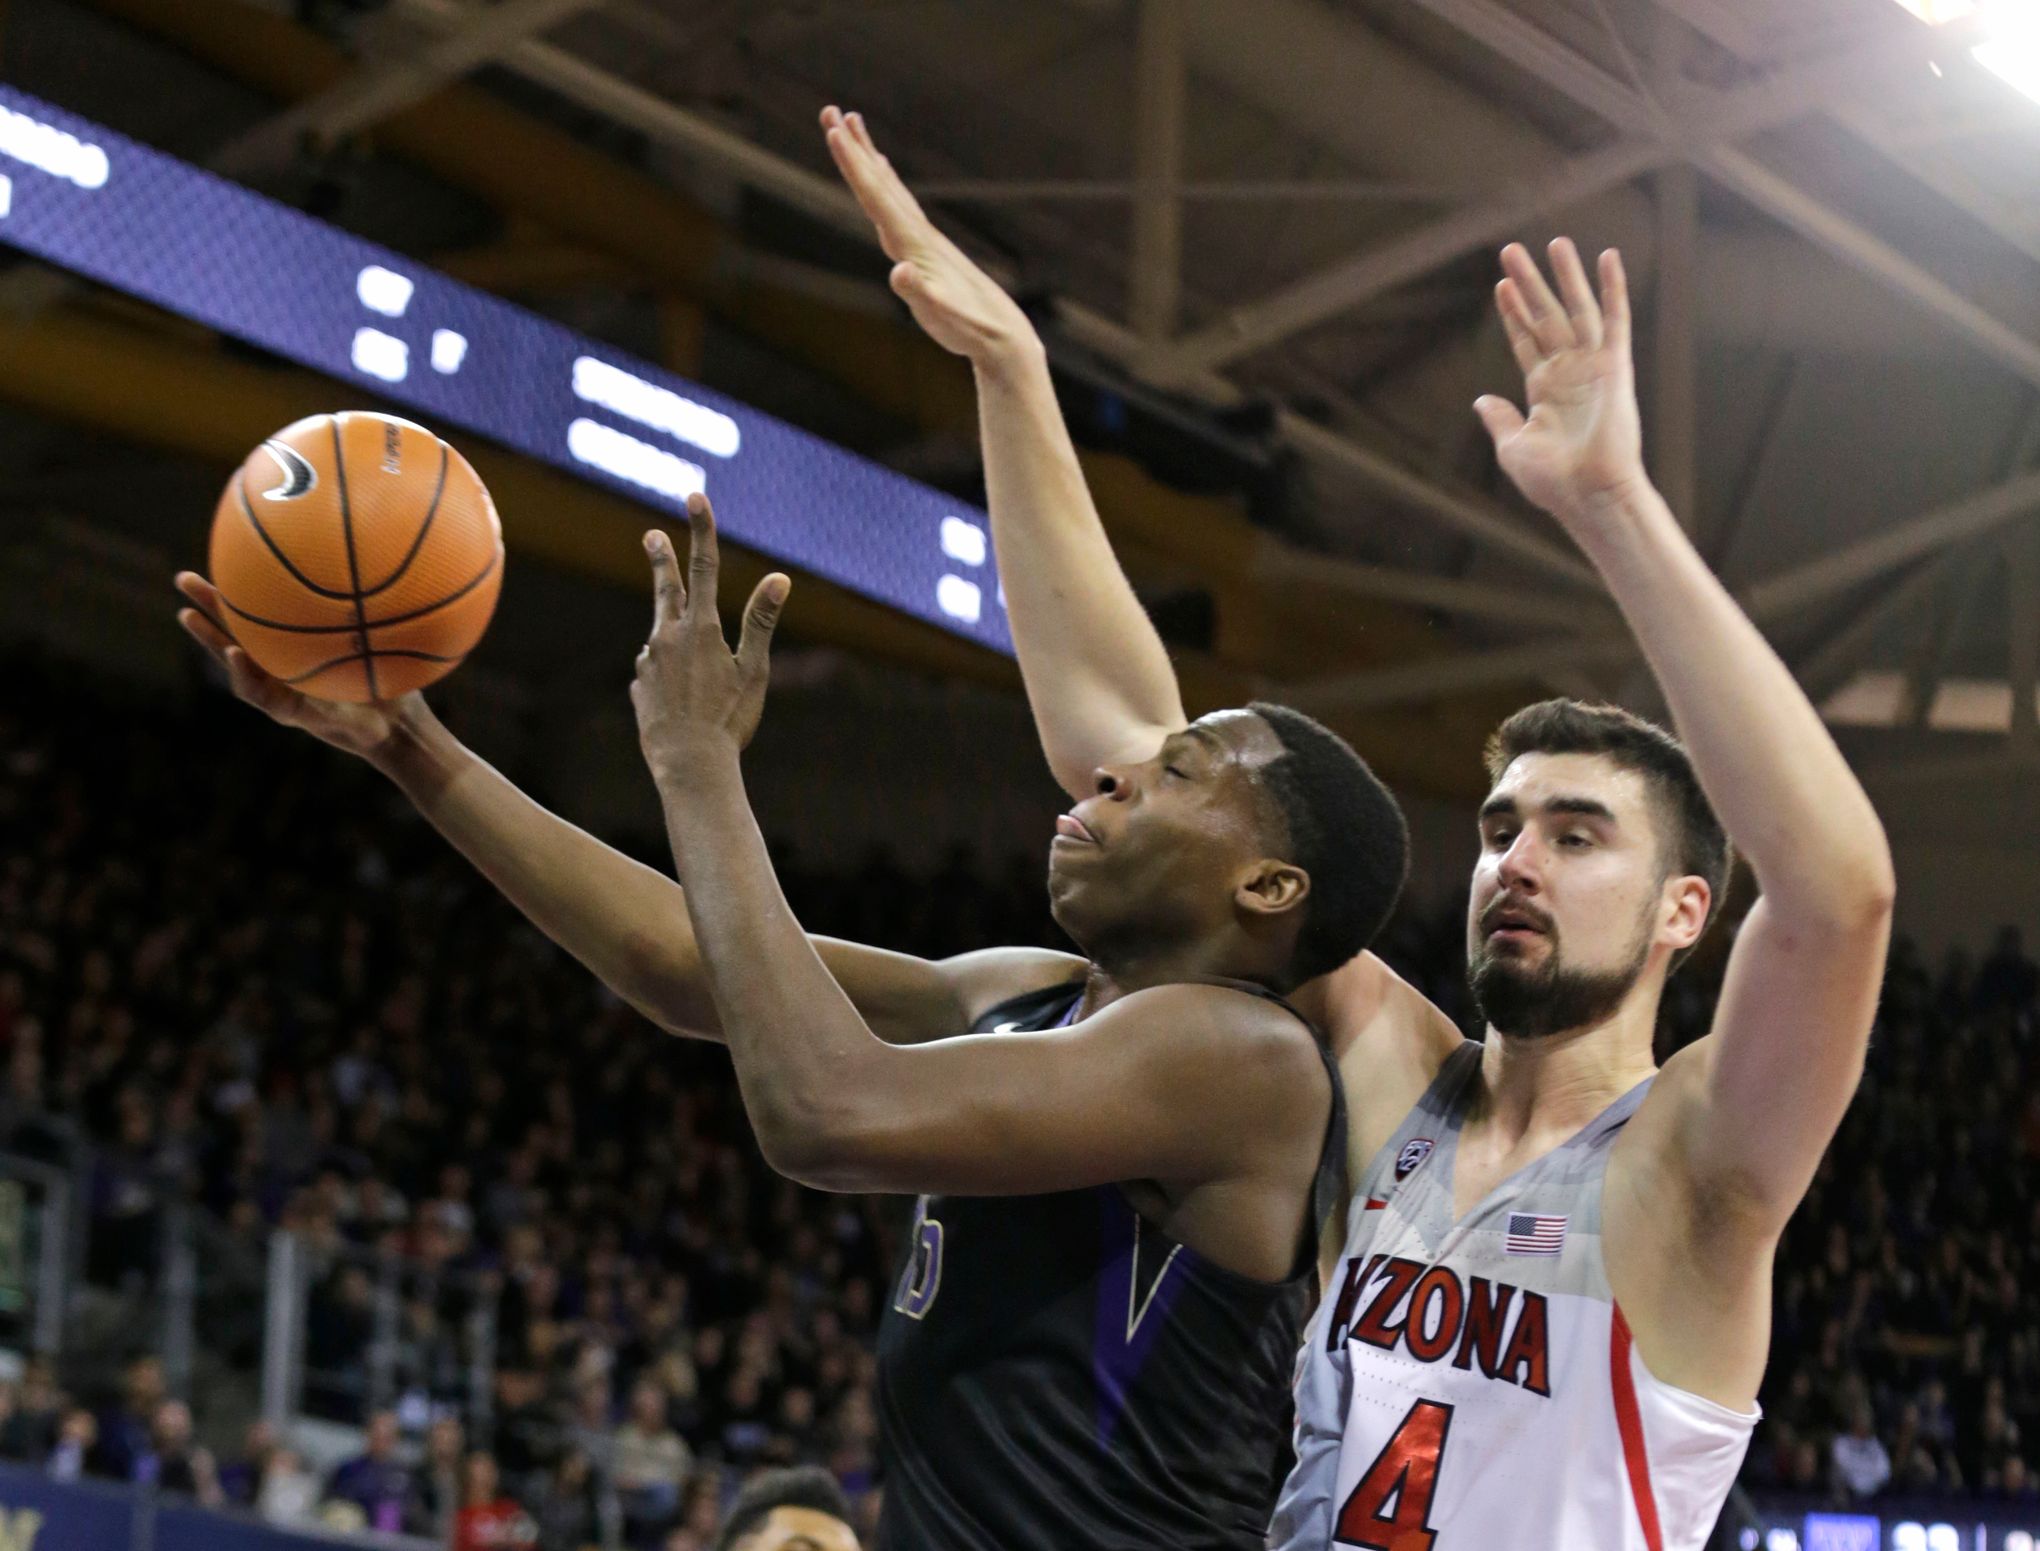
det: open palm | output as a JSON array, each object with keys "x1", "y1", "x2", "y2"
[
  {"x1": 1476, "y1": 240, "x2": 1645, "y2": 521},
  {"x1": 821, "y1": 106, "x2": 1035, "y2": 365},
  {"x1": 174, "y1": 571, "x2": 418, "y2": 761}
]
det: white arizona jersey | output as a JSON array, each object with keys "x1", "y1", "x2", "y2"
[{"x1": 1272, "y1": 1042, "x2": 1758, "y2": 1551}]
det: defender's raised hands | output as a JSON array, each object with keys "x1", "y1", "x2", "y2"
[
  {"x1": 630, "y1": 494, "x2": 789, "y2": 786},
  {"x1": 821, "y1": 106, "x2": 1038, "y2": 367},
  {"x1": 1475, "y1": 239, "x2": 1647, "y2": 524}
]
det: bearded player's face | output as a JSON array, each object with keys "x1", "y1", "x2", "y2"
[{"x1": 1465, "y1": 752, "x2": 1689, "y2": 1040}]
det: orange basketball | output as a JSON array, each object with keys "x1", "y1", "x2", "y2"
[{"x1": 208, "y1": 411, "x2": 504, "y2": 703}]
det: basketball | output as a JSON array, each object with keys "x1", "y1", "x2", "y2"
[{"x1": 207, "y1": 411, "x2": 504, "y2": 703}]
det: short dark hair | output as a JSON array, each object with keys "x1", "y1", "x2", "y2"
[
  {"x1": 1248, "y1": 702, "x2": 1410, "y2": 989},
  {"x1": 713, "y1": 1466, "x2": 855, "y2": 1551},
  {"x1": 1484, "y1": 699, "x2": 1732, "y2": 973}
]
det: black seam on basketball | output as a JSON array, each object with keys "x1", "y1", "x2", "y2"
[
  {"x1": 282, "y1": 648, "x2": 465, "y2": 686},
  {"x1": 235, "y1": 470, "x2": 356, "y2": 601},
  {"x1": 331, "y1": 416, "x2": 379, "y2": 700},
  {"x1": 215, "y1": 550, "x2": 500, "y2": 634},
  {"x1": 360, "y1": 438, "x2": 449, "y2": 599}
]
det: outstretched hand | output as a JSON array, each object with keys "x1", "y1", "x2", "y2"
[
  {"x1": 821, "y1": 105, "x2": 1038, "y2": 367},
  {"x1": 173, "y1": 572, "x2": 421, "y2": 763},
  {"x1": 631, "y1": 493, "x2": 790, "y2": 786},
  {"x1": 1475, "y1": 239, "x2": 1648, "y2": 523}
]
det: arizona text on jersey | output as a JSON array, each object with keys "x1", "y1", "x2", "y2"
[{"x1": 1272, "y1": 1043, "x2": 1759, "y2": 1551}]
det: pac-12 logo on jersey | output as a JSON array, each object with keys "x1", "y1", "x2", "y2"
[{"x1": 1395, "y1": 1137, "x2": 1435, "y2": 1181}]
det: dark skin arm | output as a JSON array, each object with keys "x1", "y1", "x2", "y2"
[
  {"x1": 173, "y1": 574, "x2": 1078, "y2": 1046},
  {"x1": 631, "y1": 496, "x2": 1328, "y2": 1277}
]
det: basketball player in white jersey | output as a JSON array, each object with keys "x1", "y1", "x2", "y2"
[{"x1": 826, "y1": 107, "x2": 1895, "y2": 1549}]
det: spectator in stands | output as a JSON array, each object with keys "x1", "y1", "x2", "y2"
[
  {"x1": 87, "y1": 1355, "x2": 165, "y2": 1483},
  {"x1": 148, "y1": 1399, "x2": 223, "y2": 1507},
  {"x1": 328, "y1": 1408, "x2": 414, "y2": 1535},
  {"x1": 214, "y1": 1418, "x2": 274, "y2": 1507},
  {"x1": 613, "y1": 1377, "x2": 691, "y2": 1542},
  {"x1": 409, "y1": 1413, "x2": 468, "y2": 1541},
  {"x1": 0, "y1": 1357, "x2": 63, "y2": 1463},
  {"x1": 662, "y1": 1478, "x2": 723, "y2": 1551},
  {"x1": 455, "y1": 1451, "x2": 538, "y2": 1551},
  {"x1": 255, "y1": 1445, "x2": 321, "y2": 1528},
  {"x1": 1832, "y1": 1403, "x2": 1893, "y2": 1500},
  {"x1": 710, "y1": 1466, "x2": 859, "y2": 1551},
  {"x1": 48, "y1": 1409, "x2": 95, "y2": 1483},
  {"x1": 531, "y1": 1446, "x2": 601, "y2": 1551}
]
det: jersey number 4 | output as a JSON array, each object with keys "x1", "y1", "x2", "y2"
[{"x1": 1334, "y1": 1398, "x2": 1455, "y2": 1551}]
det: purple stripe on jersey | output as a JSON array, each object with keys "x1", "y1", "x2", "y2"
[{"x1": 1091, "y1": 1187, "x2": 1191, "y2": 1450}]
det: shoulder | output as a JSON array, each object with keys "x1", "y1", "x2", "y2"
[
  {"x1": 1310, "y1": 952, "x2": 1463, "y2": 1068},
  {"x1": 1091, "y1": 983, "x2": 1331, "y2": 1109},
  {"x1": 1309, "y1": 952, "x2": 1463, "y2": 1149}
]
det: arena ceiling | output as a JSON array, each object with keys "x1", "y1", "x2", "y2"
[{"x1": 1, "y1": 0, "x2": 2037, "y2": 802}]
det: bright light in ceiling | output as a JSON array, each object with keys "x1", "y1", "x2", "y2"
[{"x1": 1892, "y1": 0, "x2": 2040, "y2": 106}]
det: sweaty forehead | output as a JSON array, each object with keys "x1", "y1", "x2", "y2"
[
  {"x1": 1486, "y1": 750, "x2": 1654, "y2": 823},
  {"x1": 1189, "y1": 709, "x2": 1287, "y2": 772}
]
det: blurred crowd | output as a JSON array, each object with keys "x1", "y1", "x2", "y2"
[{"x1": 1, "y1": 651, "x2": 2037, "y2": 1548}]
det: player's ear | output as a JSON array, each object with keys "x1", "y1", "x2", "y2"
[
  {"x1": 1236, "y1": 860, "x2": 1309, "y2": 920},
  {"x1": 1660, "y1": 873, "x2": 1709, "y2": 951}
]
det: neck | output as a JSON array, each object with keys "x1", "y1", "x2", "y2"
[{"x1": 1473, "y1": 987, "x2": 1661, "y2": 1145}]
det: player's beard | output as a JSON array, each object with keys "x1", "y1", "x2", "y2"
[{"x1": 1467, "y1": 897, "x2": 1656, "y2": 1040}]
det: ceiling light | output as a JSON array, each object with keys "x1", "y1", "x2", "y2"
[
  {"x1": 1892, "y1": 0, "x2": 2040, "y2": 106},
  {"x1": 1893, "y1": 0, "x2": 1977, "y2": 20}
]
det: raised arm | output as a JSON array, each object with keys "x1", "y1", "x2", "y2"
[
  {"x1": 1477, "y1": 240, "x2": 1896, "y2": 1231},
  {"x1": 631, "y1": 497, "x2": 1324, "y2": 1217},
  {"x1": 175, "y1": 574, "x2": 1075, "y2": 1045},
  {"x1": 822, "y1": 107, "x2": 1185, "y2": 795}
]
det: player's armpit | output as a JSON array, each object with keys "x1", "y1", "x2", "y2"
[
  {"x1": 651, "y1": 940, "x2": 1081, "y2": 1047},
  {"x1": 775, "y1": 981, "x2": 1328, "y2": 1205},
  {"x1": 809, "y1": 941, "x2": 1086, "y2": 1047}
]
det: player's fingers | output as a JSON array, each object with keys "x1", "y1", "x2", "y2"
[
  {"x1": 684, "y1": 493, "x2": 721, "y2": 629},
  {"x1": 1473, "y1": 394, "x2": 1528, "y2": 450},
  {"x1": 1500, "y1": 242, "x2": 1575, "y2": 353},
  {"x1": 1599, "y1": 248, "x2": 1632, "y2": 354},
  {"x1": 844, "y1": 113, "x2": 934, "y2": 238},
  {"x1": 736, "y1": 574, "x2": 791, "y2": 683},
  {"x1": 645, "y1": 528, "x2": 686, "y2": 634},
  {"x1": 1547, "y1": 238, "x2": 1603, "y2": 350},
  {"x1": 174, "y1": 572, "x2": 233, "y2": 637},
  {"x1": 175, "y1": 607, "x2": 234, "y2": 668},
  {"x1": 824, "y1": 127, "x2": 911, "y2": 261},
  {"x1": 221, "y1": 645, "x2": 292, "y2": 718},
  {"x1": 1495, "y1": 282, "x2": 1544, "y2": 377}
]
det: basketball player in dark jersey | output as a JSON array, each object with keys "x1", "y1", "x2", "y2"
[{"x1": 174, "y1": 516, "x2": 1408, "y2": 1543}]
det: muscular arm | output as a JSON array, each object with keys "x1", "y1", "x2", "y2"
[
  {"x1": 1481, "y1": 242, "x2": 1895, "y2": 1232},
  {"x1": 633, "y1": 502, "x2": 1324, "y2": 1208},
  {"x1": 374, "y1": 701, "x2": 1075, "y2": 1044},
  {"x1": 823, "y1": 108, "x2": 1185, "y2": 796},
  {"x1": 174, "y1": 575, "x2": 1076, "y2": 1046}
]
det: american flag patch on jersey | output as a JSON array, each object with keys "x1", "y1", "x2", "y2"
[{"x1": 1505, "y1": 1212, "x2": 1568, "y2": 1256}]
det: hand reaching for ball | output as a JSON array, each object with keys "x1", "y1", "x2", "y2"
[{"x1": 175, "y1": 571, "x2": 422, "y2": 763}]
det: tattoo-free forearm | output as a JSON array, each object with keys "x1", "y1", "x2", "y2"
[
  {"x1": 1572, "y1": 482, "x2": 1894, "y2": 919},
  {"x1": 655, "y1": 757, "x2": 895, "y2": 1178},
  {"x1": 975, "y1": 344, "x2": 1187, "y2": 795},
  {"x1": 374, "y1": 705, "x2": 721, "y2": 1035}
]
